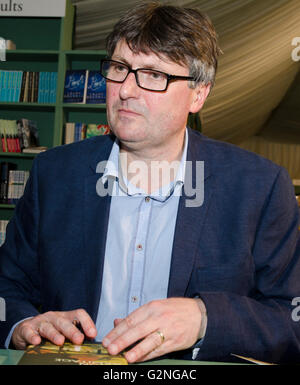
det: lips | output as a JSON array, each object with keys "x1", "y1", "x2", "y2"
[{"x1": 118, "y1": 108, "x2": 141, "y2": 116}]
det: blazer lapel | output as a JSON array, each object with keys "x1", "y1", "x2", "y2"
[
  {"x1": 168, "y1": 129, "x2": 214, "y2": 297},
  {"x1": 83, "y1": 138, "x2": 114, "y2": 321}
]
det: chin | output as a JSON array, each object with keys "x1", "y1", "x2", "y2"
[{"x1": 113, "y1": 125, "x2": 146, "y2": 143}]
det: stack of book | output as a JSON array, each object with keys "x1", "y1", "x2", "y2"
[
  {"x1": 0, "y1": 220, "x2": 9, "y2": 247},
  {"x1": 0, "y1": 70, "x2": 57, "y2": 103},
  {"x1": 63, "y1": 70, "x2": 106, "y2": 104},
  {"x1": 64, "y1": 122, "x2": 110, "y2": 144},
  {"x1": 0, "y1": 118, "x2": 46, "y2": 153}
]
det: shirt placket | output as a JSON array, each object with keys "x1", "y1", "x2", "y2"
[{"x1": 127, "y1": 195, "x2": 152, "y2": 314}]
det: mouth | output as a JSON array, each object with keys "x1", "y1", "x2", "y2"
[{"x1": 118, "y1": 108, "x2": 141, "y2": 117}]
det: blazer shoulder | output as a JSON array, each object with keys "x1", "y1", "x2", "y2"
[
  {"x1": 35, "y1": 135, "x2": 114, "y2": 166},
  {"x1": 189, "y1": 129, "x2": 283, "y2": 178}
]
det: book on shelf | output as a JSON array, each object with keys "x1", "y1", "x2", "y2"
[
  {"x1": 0, "y1": 118, "x2": 43, "y2": 153},
  {"x1": 0, "y1": 70, "x2": 57, "y2": 103},
  {"x1": 86, "y1": 70, "x2": 106, "y2": 104},
  {"x1": 64, "y1": 122, "x2": 110, "y2": 144},
  {"x1": 0, "y1": 119, "x2": 21, "y2": 153},
  {"x1": 63, "y1": 70, "x2": 106, "y2": 104},
  {"x1": 0, "y1": 220, "x2": 9, "y2": 247},
  {"x1": 63, "y1": 70, "x2": 88, "y2": 103},
  {"x1": 18, "y1": 340, "x2": 128, "y2": 365},
  {"x1": 22, "y1": 146, "x2": 47, "y2": 154},
  {"x1": 0, "y1": 162, "x2": 17, "y2": 204},
  {"x1": 86, "y1": 124, "x2": 110, "y2": 138},
  {"x1": 17, "y1": 118, "x2": 41, "y2": 152},
  {"x1": 7, "y1": 169, "x2": 29, "y2": 204}
]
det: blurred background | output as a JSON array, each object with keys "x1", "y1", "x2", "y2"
[{"x1": 71, "y1": 0, "x2": 300, "y2": 181}]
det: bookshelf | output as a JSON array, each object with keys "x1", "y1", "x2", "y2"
[{"x1": 0, "y1": 0, "x2": 108, "y2": 221}]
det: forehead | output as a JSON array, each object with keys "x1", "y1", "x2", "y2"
[{"x1": 111, "y1": 40, "x2": 189, "y2": 75}]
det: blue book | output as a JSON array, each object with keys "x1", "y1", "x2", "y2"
[
  {"x1": 43, "y1": 72, "x2": 50, "y2": 103},
  {"x1": 38, "y1": 72, "x2": 45, "y2": 103},
  {"x1": 63, "y1": 70, "x2": 87, "y2": 103},
  {"x1": 7, "y1": 71, "x2": 14, "y2": 102},
  {"x1": 0, "y1": 71, "x2": 4, "y2": 101},
  {"x1": 2, "y1": 71, "x2": 10, "y2": 102},
  {"x1": 13, "y1": 71, "x2": 23, "y2": 102},
  {"x1": 50, "y1": 72, "x2": 57, "y2": 103},
  {"x1": 74, "y1": 122, "x2": 82, "y2": 142},
  {"x1": 86, "y1": 70, "x2": 106, "y2": 104}
]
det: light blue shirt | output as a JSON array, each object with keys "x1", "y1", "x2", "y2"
[{"x1": 95, "y1": 130, "x2": 188, "y2": 341}]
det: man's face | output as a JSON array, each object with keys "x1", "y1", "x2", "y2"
[{"x1": 106, "y1": 40, "x2": 207, "y2": 156}]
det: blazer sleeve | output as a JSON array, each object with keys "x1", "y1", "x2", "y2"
[
  {"x1": 197, "y1": 167, "x2": 300, "y2": 363},
  {"x1": 0, "y1": 158, "x2": 41, "y2": 348}
]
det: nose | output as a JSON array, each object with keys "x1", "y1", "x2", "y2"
[{"x1": 119, "y1": 72, "x2": 140, "y2": 100}]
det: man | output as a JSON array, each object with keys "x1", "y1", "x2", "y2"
[{"x1": 0, "y1": 2, "x2": 300, "y2": 364}]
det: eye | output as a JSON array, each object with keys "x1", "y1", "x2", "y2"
[
  {"x1": 149, "y1": 71, "x2": 164, "y2": 80},
  {"x1": 141, "y1": 70, "x2": 165, "y2": 81},
  {"x1": 112, "y1": 63, "x2": 127, "y2": 72}
]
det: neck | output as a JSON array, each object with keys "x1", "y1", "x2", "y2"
[{"x1": 119, "y1": 131, "x2": 185, "y2": 194}]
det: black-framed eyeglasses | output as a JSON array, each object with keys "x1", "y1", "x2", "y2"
[{"x1": 100, "y1": 59, "x2": 194, "y2": 92}]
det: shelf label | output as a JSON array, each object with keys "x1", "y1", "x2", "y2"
[{"x1": 0, "y1": 0, "x2": 66, "y2": 17}]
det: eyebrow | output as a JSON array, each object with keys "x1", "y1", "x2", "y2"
[{"x1": 111, "y1": 55, "x2": 163, "y2": 72}]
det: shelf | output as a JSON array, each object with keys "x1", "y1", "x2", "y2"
[
  {"x1": 0, "y1": 152, "x2": 36, "y2": 159},
  {"x1": 0, "y1": 102, "x2": 56, "y2": 110},
  {"x1": 64, "y1": 50, "x2": 107, "y2": 57},
  {"x1": 5, "y1": 50, "x2": 59, "y2": 58},
  {"x1": 63, "y1": 103, "x2": 106, "y2": 109},
  {"x1": 0, "y1": 203, "x2": 16, "y2": 209}
]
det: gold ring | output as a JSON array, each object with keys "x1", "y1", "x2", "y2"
[
  {"x1": 72, "y1": 318, "x2": 79, "y2": 326},
  {"x1": 156, "y1": 330, "x2": 165, "y2": 344}
]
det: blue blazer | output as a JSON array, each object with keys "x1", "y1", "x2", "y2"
[{"x1": 0, "y1": 128, "x2": 299, "y2": 363}]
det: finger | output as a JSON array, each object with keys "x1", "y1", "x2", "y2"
[
  {"x1": 69, "y1": 309, "x2": 97, "y2": 339},
  {"x1": 51, "y1": 316, "x2": 85, "y2": 345},
  {"x1": 114, "y1": 318, "x2": 124, "y2": 327},
  {"x1": 103, "y1": 305, "x2": 150, "y2": 348},
  {"x1": 38, "y1": 321, "x2": 65, "y2": 346},
  {"x1": 13, "y1": 323, "x2": 41, "y2": 350},
  {"x1": 103, "y1": 316, "x2": 159, "y2": 356},
  {"x1": 125, "y1": 330, "x2": 166, "y2": 363}
]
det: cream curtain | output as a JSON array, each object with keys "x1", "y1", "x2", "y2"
[{"x1": 71, "y1": 0, "x2": 300, "y2": 178}]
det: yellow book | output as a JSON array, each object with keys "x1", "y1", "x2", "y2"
[{"x1": 18, "y1": 341, "x2": 128, "y2": 365}]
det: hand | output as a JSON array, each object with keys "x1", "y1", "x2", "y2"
[
  {"x1": 102, "y1": 297, "x2": 206, "y2": 363},
  {"x1": 12, "y1": 309, "x2": 97, "y2": 350}
]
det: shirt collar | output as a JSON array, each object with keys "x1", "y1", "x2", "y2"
[{"x1": 101, "y1": 128, "x2": 189, "y2": 201}]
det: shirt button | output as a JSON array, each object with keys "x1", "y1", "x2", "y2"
[
  {"x1": 145, "y1": 196, "x2": 150, "y2": 203},
  {"x1": 136, "y1": 244, "x2": 143, "y2": 251},
  {"x1": 131, "y1": 296, "x2": 138, "y2": 303}
]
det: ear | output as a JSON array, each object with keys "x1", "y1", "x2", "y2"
[{"x1": 189, "y1": 83, "x2": 211, "y2": 113}]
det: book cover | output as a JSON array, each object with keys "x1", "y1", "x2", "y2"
[
  {"x1": 18, "y1": 341, "x2": 128, "y2": 365},
  {"x1": 17, "y1": 119, "x2": 39, "y2": 150},
  {"x1": 86, "y1": 124, "x2": 110, "y2": 138},
  {"x1": 86, "y1": 71, "x2": 106, "y2": 104},
  {"x1": 63, "y1": 70, "x2": 88, "y2": 103}
]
